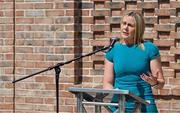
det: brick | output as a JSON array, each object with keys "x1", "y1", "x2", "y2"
[
  {"x1": 111, "y1": 10, "x2": 124, "y2": 16},
  {"x1": 60, "y1": 91, "x2": 74, "y2": 98},
  {"x1": 55, "y1": 3, "x2": 64, "y2": 9},
  {"x1": 16, "y1": 47, "x2": 33, "y2": 53},
  {"x1": 159, "y1": 88, "x2": 171, "y2": 96},
  {"x1": 172, "y1": 86, "x2": 180, "y2": 96},
  {"x1": 170, "y1": 47, "x2": 180, "y2": 54},
  {"x1": 34, "y1": 61, "x2": 54, "y2": 68},
  {"x1": 59, "y1": 77, "x2": 75, "y2": 83},
  {"x1": 156, "y1": 101, "x2": 171, "y2": 110},
  {"x1": 54, "y1": 32, "x2": 74, "y2": 39},
  {"x1": 170, "y1": 1, "x2": 180, "y2": 8},
  {"x1": 59, "y1": 105, "x2": 73, "y2": 112},
  {"x1": 82, "y1": 76, "x2": 93, "y2": 82},
  {"x1": 16, "y1": 18, "x2": 34, "y2": 24},
  {"x1": 46, "y1": 55, "x2": 64, "y2": 61},
  {"x1": 90, "y1": 40, "x2": 109, "y2": 46},
  {"x1": 169, "y1": 78, "x2": 180, "y2": 85},
  {"x1": 110, "y1": 2, "x2": 124, "y2": 9},
  {"x1": 92, "y1": 10, "x2": 110, "y2": 17},
  {"x1": 65, "y1": 9, "x2": 74, "y2": 16},
  {"x1": 4, "y1": 68, "x2": 13, "y2": 75},
  {"x1": 163, "y1": 68, "x2": 175, "y2": 78},
  {"x1": 144, "y1": 16, "x2": 157, "y2": 24},
  {"x1": 81, "y1": 2, "x2": 93, "y2": 9},
  {"x1": 0, "y1": 11, "x2": 3, "y2": 16},
  {"x1": 144, "y1": 32, "x2": 157, "y2": 39},
  {"x1": 25, "y1": 0, "x2": 45, "y2": 2},
  {"x1": 161, "y1": 54, "x2": 174, "y2": 62},
  {"x1": 16, "y1": 3, "x2": 34, "y2": 9},
  {"x1": 35, "y1": 105, "x2": 54, "y2": 111},
  {"x1": 92, "y1": 25, "x2": 110, "y2": 31},
  {"x1": 0, "y1": 61, "x2": 12, "y2": 67},
  {"x1": 169, "y1": 31, "x2": 177, "y2": 39},
  {"x1": 64, "y1": 98, "x2": 76, "y2": 105},
  {"x1": 63, "y1": 2, "x2": 74, "y2": 9},
  {"x1": 171, "y1": 17, "x2": 180, "y2": 24},
  {"x1": 159, "y1": 16, "x2": 171, "y2": 24},
  {"x1": 5, "y1": 82, "x2": 13, "y2": 88},
  {"x1": 15, "y1": 25, "x2": 31, "y2": 31},
  {"x1": 155, "y1": 24, "x2": 175, "y2": 31},
  {"x1": 111, "y1": 24, "x2": 121, "y2": 32},
  {"x1": 170, "y1": 62, "x2": 180, "y2": 70},
  {"x1": 172, "y1": 101, "x2": 180, "y2": 109},
  {"x1": 94, "y1": 17, "x2": 106, "y2": 24},
  {"x1": 125, "y1": 1, "x2": 137, "y2": 10},
  {"x1": 30, "y1": 25, "x2": 50, "y2": 31},
  {"x1": 155, "y1": 9, "x2": 171, "y2": 16},
  {"x1": 81, "y1": 25, "x2": 90, "y2": 31},
  {"x1": 4, "y1": 11, "x2": 13, "y2": 17},
  {"x1": 0, "y1": 25, "x2": 13, "y2": 31},
  {"x1": 5, "y1": 54, "x2": 13, "y2": 60},
  {"x1": 176, "y1": 32, "x2": 180, "y2": 39},
  {"x1": 46, "y1": 10, "x2": 64, "y2": 16},
  {"x1": 34, "y1": 3, "x2": 53, "y2": 9},
  {"x1": 154, "y1": 40, "x2": 174, "y2": 47},
  {"x1": 159, "y1": 1, "x2": 170, "y2": 9},
  {"x1": 0, "y1": 3, "x2": 13, "y2": 10},
  {"x1": 55, "y1": 47, "x2": 74, "y2": 54},
  {"x1": 0, "y1": 104, "x2": 13, "y2": 110},
  {"x1": 92, "y1": 0, "x2": 109, "y2": 1},
  {"x1": 0, "y1": 18, "x2": 13, "y2": 24},
  {"x1": 110, "y1": 17, "x2": 122, "y2": 24},
  {"x1": 142, "y1": 2, "x2": 158, "y2": 9},
  {"x1": 124, "y1": 0, "x2": 138, "y2": 2},
  {"x1": 25, "y1": 10, "x2": 44, "y2": 17},
  {"x1": 4, "y1": 97, "x2": 13, "y2": 103},
  {"x1": 14, "y1": 97, "x2": 25, "y2": 103},
  {"x1": 15, "y1": 104, "x2": 35, "y2": 110},
  {"x1": 25, "y1": 97, "x2": 43, "y2": 104},
  {"x1": 34, "y1": 18, "x2": 54, "y2": 24},
  {"x1": 82, "y1": 17, "x2": 93, "y2": 24},
  {"x1": 158, "y1": 31, "x2": 171, "y2": 39},
  {"x1": 44, "y1": 98, "x2": 56, "y2": 104},
  {"x1": 93, "y1": 76, "x2": 103, "y2": 83},
  {"x1": 92, "y1": 55, "x2": 104, "y2": 61},
  {"x1": 0, "y1": 31, "x2": 13, "y2": 38},
  {"x1": 45, "y1": 84, "x2": 55, "y2": 90},
  {"x1": 0, "y1": 75, "x2": 12, "y2": 81},
  {"x1": 90, "y1": 69, "x2": 104, "y2": 75}
]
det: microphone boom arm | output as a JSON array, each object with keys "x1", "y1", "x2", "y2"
[{"x1": 12, "y1": 45, "x2": 110, "y2": 83}]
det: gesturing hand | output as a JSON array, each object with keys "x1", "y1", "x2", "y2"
[{"x1": 140, "y1": 72, "x2": 158, "y2": 86}]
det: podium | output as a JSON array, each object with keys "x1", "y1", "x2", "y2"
[{"x1": 68, "y1": 87, "x2": 149, "y2": 113}]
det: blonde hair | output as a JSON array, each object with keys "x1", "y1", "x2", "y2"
[{"x1": 122, "y1": 11, "x2": 145, "y2": 46}]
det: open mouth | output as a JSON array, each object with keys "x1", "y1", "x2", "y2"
[{"x1": 122, "y1": 32, "x2": 129, "y2": 36}]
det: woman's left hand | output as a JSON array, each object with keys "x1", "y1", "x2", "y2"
[{"x1": 140, "y1": 72, "x2": 158, "y2": 86}]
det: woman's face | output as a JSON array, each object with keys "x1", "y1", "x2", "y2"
[{"x1": 120, "y1": 16, "x2": 136, "y2": 39}]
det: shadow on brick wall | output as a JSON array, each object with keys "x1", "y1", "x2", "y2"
[{"x1": 74, "y1": 0, "x2": 83, "y2": 84}]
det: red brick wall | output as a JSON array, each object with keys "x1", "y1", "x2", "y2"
[{"x1": 0, "y1": 0, "x2": 180, "y2": 113}]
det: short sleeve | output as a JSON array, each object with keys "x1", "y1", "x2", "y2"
[
  {"x1": 105, "y1": 48, "x2": 114, "y2": 63},
  {"x1": 148, "y1": 42, "x2": 160, "y2": 60}
]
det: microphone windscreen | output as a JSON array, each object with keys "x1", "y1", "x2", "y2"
[{"x1": 111, "y1": 37, "x2": 119, "y2": 42}]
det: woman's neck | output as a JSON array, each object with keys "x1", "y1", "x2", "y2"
[{"x1": 119, "y1": 38, "x2": 134, "y2": 45}]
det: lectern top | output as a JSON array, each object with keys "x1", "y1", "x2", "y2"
[{"x1": 68, "y1": 87, "x2": 149, "y2": 105}]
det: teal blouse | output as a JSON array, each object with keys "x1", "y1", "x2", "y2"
[{"x1": 105, "y1": 41, "x2": 160, "y2": 113}]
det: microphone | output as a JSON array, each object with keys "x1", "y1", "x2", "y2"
[{"x1": 105, "y1": 37, "x2": 119, "y2": 52}]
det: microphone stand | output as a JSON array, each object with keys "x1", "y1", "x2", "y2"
[{"x1": 12, "y1": 45, "x2": 111, "y2": 113}]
